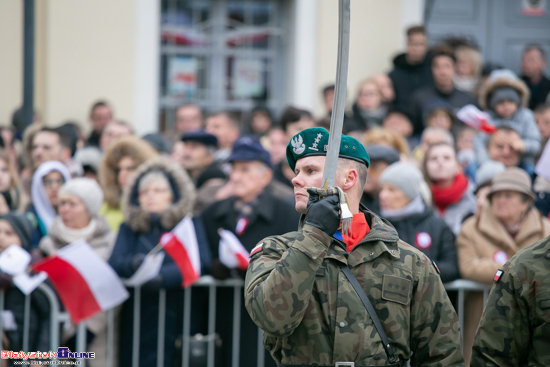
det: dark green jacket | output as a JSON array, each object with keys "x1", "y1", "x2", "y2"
[
  {"x1": 245, "y1": 208, "x2": 464, "y2": 366},
  {"x1": 471, "y1": 235, "x2": 550, "y2": 367}
]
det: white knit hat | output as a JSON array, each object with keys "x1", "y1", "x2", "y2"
[{"x1": 59, "y1": 178, "x2": 104, "y2": 216}]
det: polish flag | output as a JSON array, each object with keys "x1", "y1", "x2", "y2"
[
  {"x1": 219, "y1": 229, "x2": 249, "y2": 271},
  {"x1": 32, "y1": 240, "x2": 129, "y2": 324},
  {"x1": 160, "y1": 216, "x2": 201, "y2": 288},
  {"x1": 457, "y1": 105, "x2": 497, "y2": 133}
]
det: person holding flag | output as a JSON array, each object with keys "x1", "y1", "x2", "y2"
[
  {"x1": 108, "y1": 157, "x2": 211, "y2": 367},
  {"x1": 244, "y1": 127, "x2": 464, "y2": 366},
  {"x1": 200, "y1": 136, "x2": 300, "y2": 367}
]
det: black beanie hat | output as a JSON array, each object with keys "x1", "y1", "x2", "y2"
[{"x1": 0, "y1": 212, "x2": 34, "y2": 249}]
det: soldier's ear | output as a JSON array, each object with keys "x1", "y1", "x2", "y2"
[{"x1": 342, "y1": 167, "x2": 358, "y2": 191}]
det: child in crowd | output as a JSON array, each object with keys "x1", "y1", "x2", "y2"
[
  {"x1": 474, "y1": 69, "x2": 541, "y2": 173},
  {"x1": 0, "y1": 213, "x2": 49, "y2": 366},
  {"x1": 382, "y1": 107, "x2": 418, "y2": 149},
  {"x1": 423, "y1": 100, "x2": 456, "y2": 131}
]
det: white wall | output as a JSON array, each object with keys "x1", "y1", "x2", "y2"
[
  {"x1": 43, "y1": 0, "x2": 137, "y2": 131},
  {"x1": 0, "y1": 1, "x2": 23, "y2": 126},
  {"x1": 313, "y1": 0, "x2": 404, "y2": 117}
]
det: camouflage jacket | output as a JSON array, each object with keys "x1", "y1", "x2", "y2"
[
  {"x1": 471, "y1": 235, "x2": 550, "y2": 367},
  {"x1": 245, "y1": 209, "x2": 464, "y2": 366}
]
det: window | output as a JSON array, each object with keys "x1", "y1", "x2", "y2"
[{"x1": 159, "y1": 0, "x2": 287, "y2": 131}]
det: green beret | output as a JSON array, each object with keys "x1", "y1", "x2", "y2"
[{"x1": 286, "y1": 127, "x2": 370, "y2": 172}]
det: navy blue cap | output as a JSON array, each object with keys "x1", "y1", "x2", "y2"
[
  {"x1": 181, "y1": 130, "x2": 218, "y2": 148},
  {"x1": 365, "y1": 144, "x2": 400, "y2": 165},
  {"x1": 227, "y1": 136, "x2": 272, "y2": 169}
]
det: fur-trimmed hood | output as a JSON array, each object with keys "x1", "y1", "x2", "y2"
[
  {"x1": 122, "y1": 157, "x2": 196, "y2": 233},
  {"x1": 478, "y1": 73, "x2": 530, "y2": 110},
  {"x1": 99, "y1": 136, "x2": 158, "y2": 208}
]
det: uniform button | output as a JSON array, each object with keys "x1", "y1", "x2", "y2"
[
  {"x1": 341, "y1": 277, "x2": 345, "y2": 281},
  {"x1": 370, "y1": 252, "x2": 374, "y2": 256},
  {"x1": 339, "y1": 322, "x2": 345, "y2": 328}
]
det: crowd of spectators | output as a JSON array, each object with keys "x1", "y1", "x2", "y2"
[{"x1": 1, "y1": 25, "x2": 550, "y2": 367}]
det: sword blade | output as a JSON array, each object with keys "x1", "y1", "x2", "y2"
[{"x1": 322, "y1": 0, "x2": 350, "y2": 189}]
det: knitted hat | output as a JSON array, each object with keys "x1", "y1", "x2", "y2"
[
  {"x1": 490, "y1": 87, "x2": 521, "y2": 110},
  {"x1": 0, "y1": 212, "x2": 34, "y2": 249},
  {"x1": 365, "y1": 145, "x2": 400, "y2": 165},
  {"x1": 475, "y1": 161, "x2": 505, "y2": 188},
  {"x1": 58, "y1": 178, "x2": 104, "y2": 216},
  {"x1": 487, "y1": 167, "x2": 535, "y2": 201},
  {"x1": 379, "y1": 162, "x2": 423, "y2": 200}
]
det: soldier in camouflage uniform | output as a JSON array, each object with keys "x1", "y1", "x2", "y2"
[
  {"x1": 245, "y1": 128, "x2": 464, "y2": 366},
  {"x1": 471, "y1": 235, "x2": 550, "y2": 366}
]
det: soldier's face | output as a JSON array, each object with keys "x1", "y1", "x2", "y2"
[{"x1": 292, "y1": 156, "x2": 326, "y2": 214}]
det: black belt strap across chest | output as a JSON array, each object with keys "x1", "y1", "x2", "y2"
[{"x1": 339, "y1": 264, "x2": 400, "y2": 366}]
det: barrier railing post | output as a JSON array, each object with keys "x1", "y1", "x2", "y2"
[
  {"x1": 132, "y1": 286, "x2": 141, "y2": 367},
  {"x1": 35, "y1": 283, "x2": 61, "y2": 352},
  {"x1": 231, "y1": 284, "x2": 242, "y2": 367},
  {"x1": 22, "y1": 294, "x2": 31, "y2": 352},
  {"x1": 182, "y1": 287, "x2": 192, "y2": 367},
  {"x1": 257, "y1": 328, "x2": 265, "y2": 367},
  {"x1": 458, "y1": 288, "x2": 465, "y2": 345},
  {"x1": 207, "y1": 284, "x2": 217, "y2": 367},
  {"x1": 0, "y1": 290, "x2": 4, "y2": 335},
  {"x1": 157, "y1": 288, "x2": 166, "y2": 367},
  {"x1": 76, "y1": 322, "x2": 87, "y2": 364},
  {"x1": 106, "y1": 308, "x2": 115, "y2": 367}
]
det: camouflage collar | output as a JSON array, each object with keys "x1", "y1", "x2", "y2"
[{"x1": 299, "y1": 205, "x2": 401, "y2": 265}]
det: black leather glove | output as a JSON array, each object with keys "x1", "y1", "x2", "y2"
[
  {"x1": 304, "y1": 188, "x2": 341, "y2": 235},
  {"x1": 131, "y1": 253, "x2": 146, "y2": 272},
  {"x1": 142, "y1": 274, "x2": 164, "y2": 291}
]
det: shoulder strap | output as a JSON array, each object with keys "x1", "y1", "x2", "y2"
[{"x1": 339, "y1": 264, "x2": 399, "y2": 366}]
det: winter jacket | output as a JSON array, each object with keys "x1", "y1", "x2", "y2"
[
  {"x1": 385, "y1": 206, "x2": 459, "y2": 283},
  {"x1": 3, "y1": 284, "x2": 50, "y2": 362},
  {"x1": 200, "y1": 190, "x2": 300, "y2": 367},
  {"x1": 388, "y1": 53, "x2": 434, "y2": 112},
  {"x1": 521, "y1": 74, "x2": 550, "y2": 110},
  {"x1": 456, "y1": 204, "x2": 550, "y2": 364},
  {"x1": 344, "y1": 103, "x2": 386, "y2": 133},
  {"x1": 108, "y1": 157, "x2": 211, "y2": 367},
  {"x1": 475, "y1": 76, "x2": 541, "y2": 165},
  {"x1": 39, "y1": 216, "x2": 115, "y2": 260},
  {"x1": 409, "y1": 86, "x2": 477, "y2": 135},
  {"x1": 99, "y1": 202, "x2": 125, "y2": 233}
]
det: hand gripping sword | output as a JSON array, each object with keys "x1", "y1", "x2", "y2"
[{"x1": 312, "y1": 0, "x2": 353, "y2": 236}]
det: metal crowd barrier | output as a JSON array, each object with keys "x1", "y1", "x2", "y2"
[{"x1": 0, "y1": 277, "x2": 491, "y2": 367}]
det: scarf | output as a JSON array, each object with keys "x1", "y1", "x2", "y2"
[
  {"x1": 54, "y1": 217, "x2": 97, "y2": 245},
  {"x1": 334, "y1": 213, "x2": 371, "y2": 252},
  {"x1": 380, "y1": 195, "x2": 426, "y2": 220},
  {"x1": 431, "y1": 172, "x2": 469, "y2": 214},
  {"x1": 31, "y1": 161, "x2": 72, "y2": 231}
]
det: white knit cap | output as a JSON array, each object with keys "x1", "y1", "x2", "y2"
[
  {"x1": 379, "y1": 162, "x2": 424, "y2": 200},
  {"x1": 58, "y1": 178, "x2": 104, "y2": 216}
]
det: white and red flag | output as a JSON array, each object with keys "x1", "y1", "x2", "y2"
[
  {"x1": 219, "y1": 229, "x2": 249, "y2": 271},
  {"x1": 160, "y1": 216, "x2": 201, "y2": 288},
  {"x1": 31, "y1": 240, "x2": 129, "y2": 324},
  {"x1": 457, "y1": 104, "x2": 496, "y2": 133}
]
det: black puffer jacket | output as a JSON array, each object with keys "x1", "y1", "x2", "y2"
[
  {"x1": 388, "y1": 53, "x2": 434, "y2": 111},
  {"x1": 385, "y1": 206, "x2": 459, "y2": 283}
]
